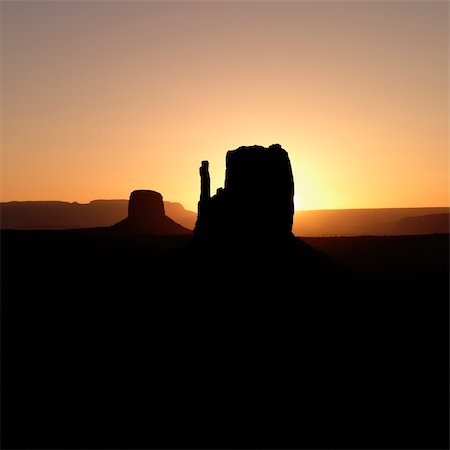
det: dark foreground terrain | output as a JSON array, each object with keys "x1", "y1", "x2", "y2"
[{"x1": 2, "y1": 230, "x2": 449, "y2": 448}]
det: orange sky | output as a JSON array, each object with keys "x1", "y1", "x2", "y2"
[{"x1": 2, "y1": 1, "x2": 448, "y2": 211}]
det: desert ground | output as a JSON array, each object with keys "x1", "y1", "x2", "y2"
[{"x1": 2, "y1": 230, "x2": 449, "y2": 448}]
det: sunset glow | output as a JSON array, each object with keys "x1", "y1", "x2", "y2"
[{"x1": 2, "y1": 1, "x2": 448, "y2": 211}]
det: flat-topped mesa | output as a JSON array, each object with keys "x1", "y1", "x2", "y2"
[
  {"x1": 129, "y1": 190, "x2": 165, "y2": 221},
  {"x1": 112, "y1": 190, "x2": 191, "y2": 235},
  {"x1": 194, "y1": 144, "x2": 295, "y2": 241}
]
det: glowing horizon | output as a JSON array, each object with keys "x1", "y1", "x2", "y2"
[{"x1": 2, "y1": 1, "x2": 448, "y2": 212}]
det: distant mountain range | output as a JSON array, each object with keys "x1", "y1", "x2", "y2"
[
  {"x1": 293, "y1": 208, "x2": 449, "y2": 236},
  {"x1": 0, "y1": 200, "x2": 197, "y2": 231},
  {"x1": 0, "y1": 200, "x2": 448, "y2": 236}
]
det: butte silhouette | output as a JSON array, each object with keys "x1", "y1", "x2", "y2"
[
  {"x1": 194, "y1": 143, "x2": 295, "y2": 244},
  {"x1": 112, "y1": 189, "x2": 191, "y2": 235},
  {"x1": 188, "y1": 143, "x2": 328, "y2": 292}
]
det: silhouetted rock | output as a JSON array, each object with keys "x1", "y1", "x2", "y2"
[
  {"x1": 112, "y1": 190, "x2": 191, "y2": 235},
  {"x1": 195, "y1": 144, "x2": 294, "y2": 242}
]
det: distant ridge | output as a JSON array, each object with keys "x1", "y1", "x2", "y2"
[
  {"x1": 390, "y1": 213, "x2": 449, "y2": 235},
  {"x1": 0, "y1": 199, "x2": 196, "y2": 231},
  {"x1": 293, "y1": 207, "x2": 449, "y2": 236},
  {"x1": 0, "y1": 200, "x2": 448, "y2": 236}
]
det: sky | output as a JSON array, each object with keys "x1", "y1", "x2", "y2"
[{"x1": 2, "y1": 0, "x2": 448, "y2": 211}]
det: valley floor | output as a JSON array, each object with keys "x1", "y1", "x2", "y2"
[{"x1": 2, "y1": 231, "x2": 449, "y2": 448}]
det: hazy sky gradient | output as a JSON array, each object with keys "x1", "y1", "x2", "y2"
[{"x1": 2, "y1": 1, "x2": 448, "y2": 211}]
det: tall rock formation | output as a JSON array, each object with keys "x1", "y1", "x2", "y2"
[
  {"x1": 194, "y1": 144, "x2": 294, "y2": 241},
  {"x1": 112, "y1": 190, "x2": 191, "y2": 235}
]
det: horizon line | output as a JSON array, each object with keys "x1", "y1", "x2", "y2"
[{"x1": 1, "y1": 199, "x2": 449, "y2": 212}]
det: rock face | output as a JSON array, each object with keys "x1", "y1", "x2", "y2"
[
  {"x1": 112, "y1": 190, "x2": 191, "y2": 235},
  {"x1": 195, "y1": 144, "x2": 294, "y2": 241}
]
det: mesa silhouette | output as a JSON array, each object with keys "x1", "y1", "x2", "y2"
[
  {"x1": 112, "y1": 190, "x2": 191, "y2": 235},
  {"x1": 195, "y1": 144, "x2": 295, "y2": 242}
]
